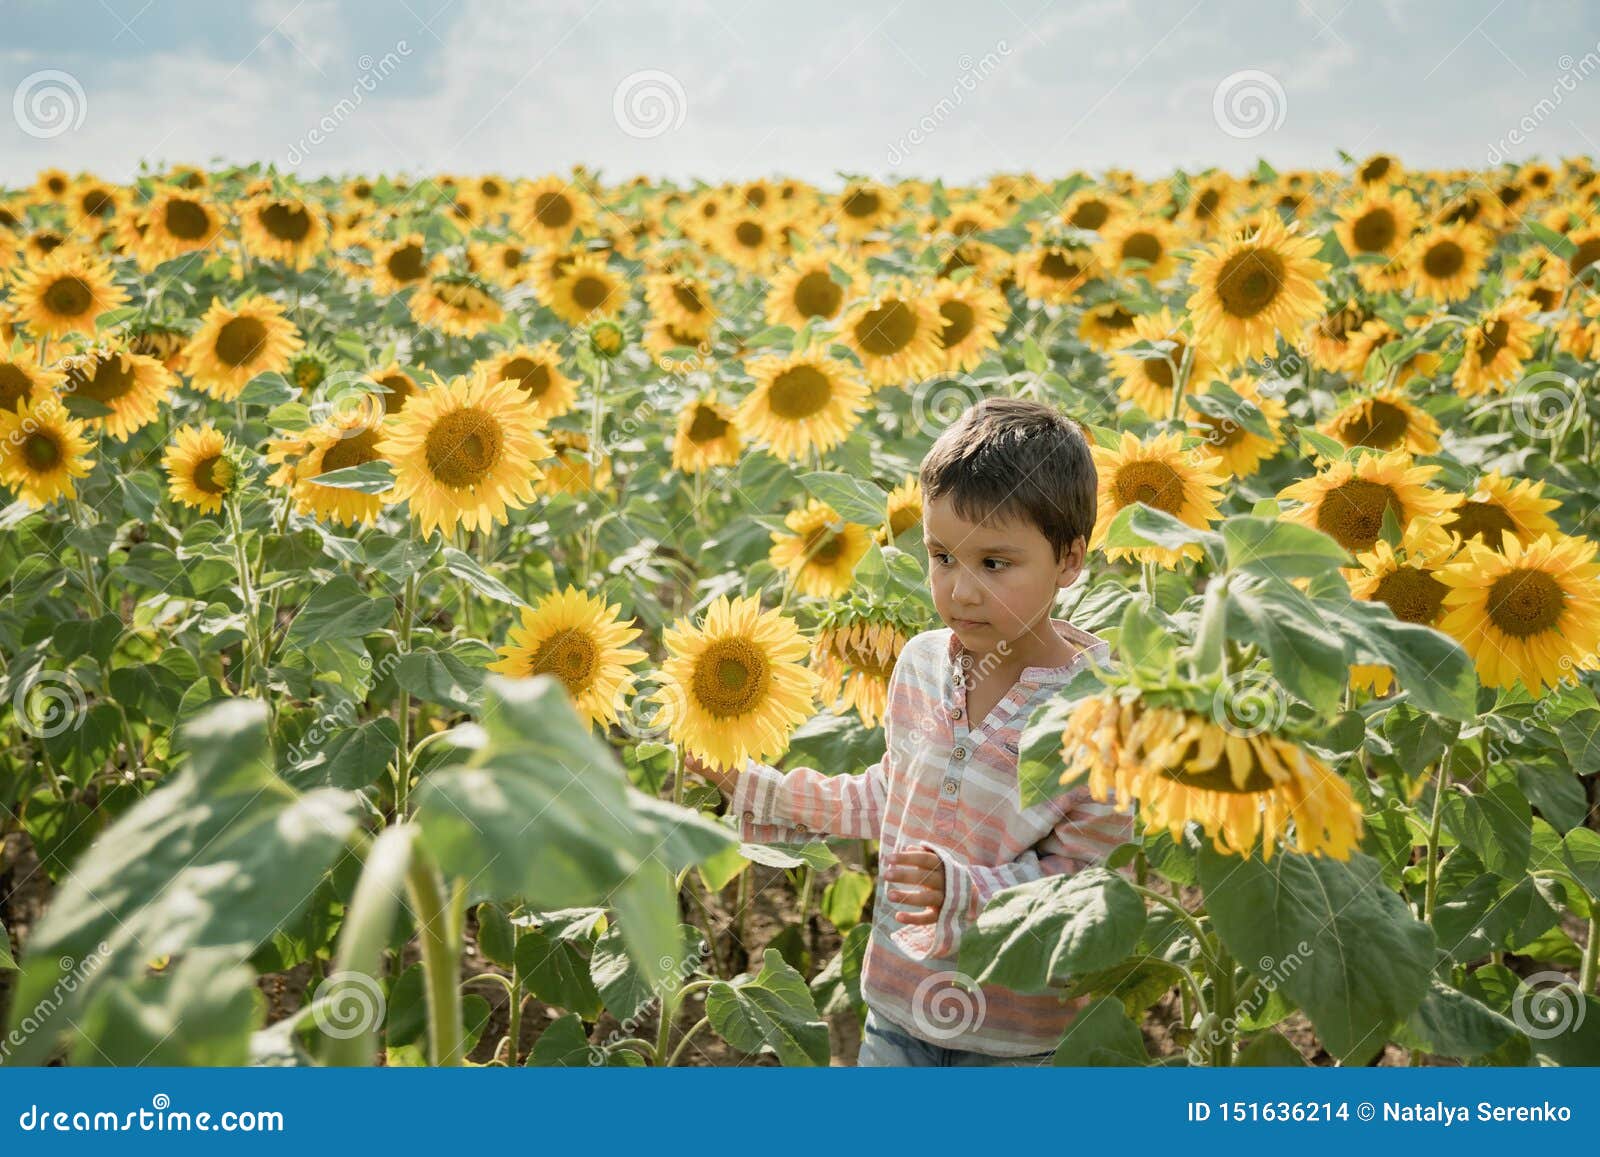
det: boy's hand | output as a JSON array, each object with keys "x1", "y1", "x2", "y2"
[
  {"x1": 683, "y1": 750, "x2": 741, "y2": 795},
  {"x1": 884, "y1": 849, "x2": 946, "y2": 925}
]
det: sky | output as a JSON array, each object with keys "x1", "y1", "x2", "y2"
[{"x1": 3, "y1": 0, "x2": 1599, "y2": 186}]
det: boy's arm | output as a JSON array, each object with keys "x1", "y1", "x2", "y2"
[{"x1": 730, "y1": 753, "x2": 889, "y2": 843}]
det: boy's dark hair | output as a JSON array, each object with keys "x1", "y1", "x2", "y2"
[{"x1": 918, "y1": 397, "x2": 1097, "y2": 560}]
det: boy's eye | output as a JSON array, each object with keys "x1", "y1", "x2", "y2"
[
  {"x1": 983, "y1": 558, "x2": 1009, "y2": 571},
  {"x1": 932, "y1": 552, "x2": 953, "y2": 566}
]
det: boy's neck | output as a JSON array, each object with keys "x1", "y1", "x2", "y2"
[{"x1": 964, "y1": 615, "x2": 1075, "y2": 684}]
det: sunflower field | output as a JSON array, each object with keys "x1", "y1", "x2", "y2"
[{"x1": 1, "y1": 154, "x2": 1599, "y2": 1068}]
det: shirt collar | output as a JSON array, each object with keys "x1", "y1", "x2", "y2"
[{"x1": 944, "y1": 618, "x2": 1107, "y2": 685}]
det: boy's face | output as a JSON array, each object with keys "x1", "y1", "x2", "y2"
[{"x1": 921, "y1": 492, "x2": 1085, "y2": 660}]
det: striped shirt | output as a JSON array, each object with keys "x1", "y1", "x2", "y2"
[{"x1": 731, "y1": 618, "x2": 1136, "y2": 1057}]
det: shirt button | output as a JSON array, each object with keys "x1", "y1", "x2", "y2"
[
  {"x1": 950, "y1": 706, "x2": 963, "y2": 719},
  {"x1": 795, "y1": 822, "x2": 808, "y2": 832},
  {"x1": 943, "y1": 779, "x2": 958, "y2": 795},
  {"x1": 953, "y1": 746, "x2": 966, "y2": 760},
  {"x1": 742, "y1": 810, "x2": 754, "y2": 820}
]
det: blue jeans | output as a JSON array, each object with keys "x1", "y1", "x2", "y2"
[{"x1": 856, "y1": 1008, "x2": 1057, "y2": 1067}]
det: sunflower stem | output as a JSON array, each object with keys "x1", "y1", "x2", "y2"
[
  {"x1": 666, "y1": 1016, "x2": 710, "y2": 1067},
  {"x1": 405, "y1": 847, "x2": 465, "y2": 1066},
  {"x1": 393, "y1": 568, "x2": 420, "y2": 821},
  {"x1": 1209, "y1": 941, "x2": 1236, "y2": 1067},
  {"x1": 1421, "y1": 749, "x2": 1452, "y2": 925},
  {"x1": 1581, "y1": 910, "x2": 1599, "y2": 996},
  {"x1": 226, "y1": 495, "x2": 263, "y2": 698}
]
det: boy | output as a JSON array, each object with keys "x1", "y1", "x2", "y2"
[{"x1": 690, "y1": 397, "x2": 1133, "y2": 1065}]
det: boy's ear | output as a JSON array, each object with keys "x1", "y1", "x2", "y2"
[{"x1": 1056, "y1": 535, "x2": 1087, "y2": 587}]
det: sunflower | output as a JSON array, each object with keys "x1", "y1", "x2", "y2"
[
  {"x1": 1184, "y1": 375, "x2": 1288, "y2": 479},
  {"x1": 1319, "y1": 389, "x2": 1441, "y2": 455},
  {"x1": 366, "y1": 362, "x2": 420, "y2": 417},
  {"x1": 672, "y1": 395, "x2": 742, "y2": 474},
  {"x1": 9, "y1": 250, "x2": 128, "y2": 341},
  {"x1": 764, "y1": 249, "x2": 863, "y2": 328},
  {"x1": 1304, "y1": 301, "x2": 1373, "y2": 372},
  {"x1": 1185, "y1": 216, "x2": 1329, "y2": 366},
  {"x1": 653, "y1": 593, "x2": 819, "y2": 771},
  {"x1": 930, "y1": 278, "x2": 1008, "y2": 373},
  {"x1": 645, "y1": 270, "x2": 717, "y2": 336},
  {"x1": 1344, "y1": 318, "x2": 1441, "y2": 386},
  {"x1": 368, "y1": 233, "x2": 440, "y2": 295},
  {"x1": 1014, "y1": 244, "x2": 1100, "y2": 304},
  {"x1": 0, "y1": 355, "x2": 62, "y2": 413},
  {"x1": 56, "y1": 346, "x2": 174, "y2": 441},
  {"x1": 408, "y1": 275, "x2": 505, "y2": 338},
  {"x1": 714, "y1": 211, "x2": 783, "y2": 272},
  {"x1": 476, "y1": 342, "x2": 578, "y2": 424},
  {"x1": 238, "y1": 193, "x2": 328, "y2": 270},
  {"x1": 512, "y1": 176, "x2": 594, "y2": 245},
  {"x1": 1182, "y1": 175, "x2": 1238, "y2": 237},
  {"x1": 0, "y1": 396, "x2": 95, "y2": 508},
  {"x1": 34, "y1": 168, "x2": 72, "y2": 202},
  {"x1": 537, "y1": 429, "x2": 610, "y2": 496},
  {"x1": 1095, "y1": 216, "x2": 1181, "y2": 282},
  {"x1": 1058, "y1": 693, "x2": 1363, "y2": 860},
  {"x1": 1405, "y1": 225, "x2": 1489, "y2": 303},
  {"x1": 643, "y1": 318, "x2": 715, "y2": 369},
  {"x1": 1089, "y1": 431, "x2": 1226, "y2": 567},
  {"x1": 1060, "y1": 188, "x2": 1122, "y2": 233},
  {"x1": 811, "y1": 613, "x2": 909, "y2": 729},
  {"x1": 1453, "y1": 299, "x2": 1540, "y2": 397},
  {"x1": 835, "y1": 181, "x2": 896, "y2": 240},
  {"x1": 544, "y1": 255, "x2": 625, "y2": 326},
  {"x1": 1442, "y1": 472, "x2": 1561, "y2": 551},
  {"x1": 126, "y1": 320, "x2": 192, "y2": 372},
  {"x1": 1278, "y1": 450, "x2": 1455, "y2": 555},
  {"x1": 1078, "y1": 300, "x2": 1142, "y2": 352},
  {"x1": 468, "y1": 240, "x2": 532, "y2": 289},
  {"x1": 488, "y1": 587, "x2": 646, "y2": 729},
  {"x1": 738, "y1": 348, "x2": 869, "y2": 460},
  {"x1": 1355, "y1": 152, "x2": 1402, "y2": 186},
  {"x1": 279, "y1": 409, "x2": 394, "y2": 526},
  {"x1": 768, "y1": 499, "x2": 873, "y2": 598},
  {"x1": 877, "y1": 474, "x2": 924, "y2": 545},
  {"x1": 135, "y1": 188, "x2": 225, "y2": 267},
  {"x1": 182, "y1": 295, "x2": 304, "y2": 402},
  {"x1": 1110, "y1": 308, "x2": 1217, "y2": 418},
  {"x1": 1347, "y1": 522, "x2": 1460, "y2": 695},
  {"x1": 377, "y1": 370, "x2": 550, "y2": 539},
  {"x1": 1334, "y1": 188, "x2": 1420, "y2": 261},
  {"x1": 68, "y1": 178, "x2": 127, "y2": 235},
  {"x1": 1437, "y1": 532, "x2": 1600, "y2": 695},
  {"x1": 161, "y1": 424, "x2": 236, "y2": 514}
]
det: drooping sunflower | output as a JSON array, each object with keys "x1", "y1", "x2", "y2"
[
  {"x1": 1347, "y1": 522, "x2": 1460, "y2": 695},
  {"x1": 653, "y1": 593, "x2": 819, "y2": 771},
  {"x1": 768, "y1": 499, "x2": 873, "y2": 598},
  {"x1": 408, "y1": 275, "x2": 505, "y2": 338},
  {"x1": 738, "y1": 348, "x2": 869, "y2": 461},
  {"x1": 1185, "y1": 216, "x2": 1329, "y2": 366},
  {"x1": 56, "y1": 346, "x2": 174, "y2": 441},
  {"x1": 1110, "y1": 308, "x2": 1217, "y2": 418},
  {"x1": 1183, "y1": 375, "x2": 1288, "y2": 480},
  {"x1": 1436, "y1": 532, "x2": 1600, "y2": 695},
  {"x1": 476, "y1": 342, "x2": 578, "y2": 424},
  {"x1": 1405, "y1": 225, "x2": 1489, "y2": 303},
  {"x1": 238, "y1": 193, "x2": 328, "y2": 270},
  {"x1": 1058, "y1": 692, "x2": 1363, "y2": 860},
  {"x1": 1278, "y1": 449, "x2": 1456, "y2": 555},
  {"x1": 1334, "y1": 188, "x2": 1420, "y2": 261},
  {"x1": 377, "y1": 370, "x2": 551, "y2": 539},
  {"x1": 810, "y1": 612, "x2": 909, "y2": 729},
  {"x1": 487, "y1": 587, "x2": 646, "y2": 729},
  {"x1": 671, "y1": 395, "x2": 742, "y2": 474},
  {"x1": 512, "y1": 176, "x2": 594, "y2": 245},
  {"x1": 1453, "y1": 299, "x2": 1540, "y2": 398},
  {"x1": 764, "y1": 248, "x2": 863, "y2": 329},
  {"x1": 0, "y1": 396, "x2": 95, "y2": 508},
  {"x1": 1442, "y1": 472, "x2": 1562, "y2": 552},
  {"x1": 182, "y1": 295, "x2": 304, "y2": 402},
  {"x1": 0, "y1": 355, "x2": 62, "y2": 412},
  {"x1": 278, "y1": 409, "x2": 394, "y2": 526},
  {"x1": 1089, "y1": 431, "x2": 1226, "y2": 567},
  {"x1": 368, "y1": 233, "x2": 441, "y2": 295},
  {"x1": 930, "y1": 278, "x2": 1008, "y2": 373},
  {"x1": 9, "y1": 250, "x2": 128, "y2": 341},
  {"x1": 1319, "y1": 389, "x2": 1441, "y2": 455},
  {"x1": 1095, "y1": 216, "x2": 1181, "y2": 283},
  {"x1": 544, "y1": 255, "x2": 625, "y2": 326},
  {"x1": 876, "y1": 474, "x2": 924, "y2": 545},
  {"x1": 161, "y1": 424, "x2": 236, "y2": 514},
  {"x1": 1014, "y1": 244, "x2": 1100, "y2": 304},
  {"x1": 135, "y1": 188, "x2": 225, "y2": 267}
]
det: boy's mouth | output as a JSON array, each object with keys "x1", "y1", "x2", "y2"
[{"x1": 950, "y1": 616, "x2": 988, "y2": 630}]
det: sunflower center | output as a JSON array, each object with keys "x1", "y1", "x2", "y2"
[
  {"x1": 1337, "y1": 399, "x2": 1411, "y2": 450},
  {"x1": 1351, "y1": 208, "x2": 1397, "y2": 253},
  {"x1": 1422, "y1": 240, "x2": 1464, "y2": 278},
  {"x1": 164, "y1": 199, "x2": 210, "y2": 240},
  {"x1": 1214, "y1": 247, "x2": 1285, "y2": 318},
  {"x1": 1372, "y1": 565, "x2": 1447, "y2": 624},
  {"x1": 690, "y1": 638, "x2": 772, "y2": 718},
  {"x1": 939, "y1": 299, "x2": 976, "y2": 347},
  {"x1": 842, "y1": 189, "x2": 881, "y2": 219},
  {"x1": 1195, "y1": 189, "x2": 1222, "y2": 219},
  {"x1": 42, "y1": 277, "x2": 94, "y2": 318},
  {"x1": 1070, "y1": 199, "x2": 1110, "y2": 230},
  {"x1": 734, "y1": 221, "x2": 765, "y2": 248},
  {"x1": 1142, "y1": 345, "x2": 1180, "y2": 390},
  {"x1": 22, "y1": 432, "x2": 60, "y2": 471},
  {"x1": 318, "y1": 427, "x2": 382, "y2": 475},
  {"x1": 1568, "y1": 237, "x2": 1600, "y2": 277},
  {"x1": 1477, "y1": 319, "x2": 1511, "y2": 365},
  {"x1": 529, "y1": 627, "x2": 599, "y2": 693},
  {"x1": 672, "y1": 283, "x2": 707, "y2": 315},
  {"x1": 377, "y1": 373, "x2": 415, "y2": 414},
  {"x1": 1038, "y1": 250, "x2": 1086, "y2": 282},
  {"x1": 1360, "y1": 157, "x2": 1391, "y2": 182},
  {"x1": 1113, "y1": 460, "x2": 1184, "y2": 513},
  {"x1": 192, "y1": 454, "x2": 231, "y2": 495},
  {"x1": 768, "y1": 365, "x2": 834, "y2": 419},
  {"x1": 804, "y1": 526, "x2": 846, "y2": 565},
  {"x1": 423, "y1": 406, "x2": 504, "y2": 489},
  {"x1": 1156, "y1": 719, "x2": 1276, "y2": 793},
  {"x1": 500, "y1": 357, "x2": 550, "y2": 398},
  {"x1": 0, "y1": 364, "x2": 32, "y2": 409},
  {"x1": 1314, "y1": 478, "x2": 1399, "y2": 552},
  {"x1": 215, "y1": 317, "x2": 269, "y2": 368},
  {"x1": 501, "y1": 248, "x2": 523, "y2": 269},
  {"x1": 1121, "y1": 231, "x2": 1162, "y2": 266},
  {"x1": 1196, "y1": 412, "x2": 1246, "y2": 447},
  {"x1": 1486, "y1": 568, "x2": 1566, "y2": 638},
  {"x1": 65, "y1": 353, "x2": 137, "y2": 403},
  {"x1": 570, "y1": 275, "x2": 611, "y2": 311},
  {"x1": 687, "y1": 404, "x2": 730, "y2": 442},
  {"x1": 1447, "y1": 499, "x2": 1518, "y2": 547},
  {"x1": 854, "y1": 300, "x2": 917, "y2": 356},
  {"x1": 387, "y1": 244, "x2": 426, "y2": 283},
  {"x1": 81, "y1": 189, "x2": 115, "y2": 218},
  {"x1": 792, "y1": 270, "x2": 844, "y2": 318},
  {"x1": 534, "y1": 192, "x2": 574, "y2": 228},
  {"x1": 481, "y1": 178, "x2": 503, "y2": 198},
  {"x1": 260, "y1": 202, "x2": 312, "y2": 242}
]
